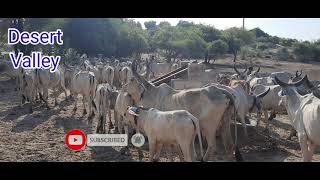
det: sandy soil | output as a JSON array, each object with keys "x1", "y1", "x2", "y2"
[{"x1": 0, "y1": 57, "x2": 320, "y2": 162}]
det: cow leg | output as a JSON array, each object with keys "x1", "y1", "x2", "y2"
[
  {"x1": 89, "y1": 96, "x2": 95, "y2": 118},
  {"x1": 241, "y1": 117, "x2": 248, "y2": 138},
  {"x1": 180, "y1": 142, "x2": 192, "y2": 162},
  {"x1": 73, "y1": 93, "x2": 78, "y2": 112},
  {"x1": 265, "y1": 110, "x2": 275, "y2": 131},
  {"x1": 61, "y1": 83, "x2": 68, "y2": 101},
  {"x1": 108, "y1": 107, "x2": 114, "y2": 130},
  {"x1": 221, "y1": 119, "x2": 233, "y2": 159},
  {"x1": 53, "y1": 88, "x2": 58, "y2": 106},
  {"x1": 96, "y1": 115, "x2": 102, "y2": 133},
  {"x1": 287, "y1": 127, "x2": 297, "y2": 140},
  {"x1": 149, "y1": 140, "x2": 157, "y2": 162},
  {"x1": 203, "y1": 128, "x2": 217, "y2": 161},
  {"x1": 28, "y1": 88, "x2": 34, "y2": 114},
  {"x1": 14, "y1": 78, "x2": 18, "y2": 91},
  {"x1": 43, "y1": 89, "x2": 50, "y2": 109},
  {"x1": 120, "y1": 125, "x2": 130, "y2": 155},
  {"x1": 117, "y1": 116, "x2": 123, "y2": 134},
  {"x1": 306, "y1": 141, "x2": 315, "y2": 162},
  {"x1": 189, "y1": 134, "x2": 197, "y2": 162},
  {"x1": 165, "y1": 144, "x2": 175, "y2": 162},
  {"x1": 82, "y1": 97, "x2": 87, "y2": 115},
  {"x1": 263, "y1": 110, "x2": 268, "y2": 124},
  {"x1": 298, "y1": 133, "x2": 310, "y2": 162},
  {"x1": 256, "y1": 111, "x2": 262, "y2": 127},
  {"x1": 34, "y1": 87, "x2": 39, "y2": 101},
  {"x1": 153, "y1": 143, "x2": 163, "y2": 162}
]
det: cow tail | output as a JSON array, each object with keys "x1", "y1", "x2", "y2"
[
  {"x1": 98, "y1": 88, "x2": 104, "y2": 131},
  {"x1": 190, "y1": 115, "x2": 204, "y2": 161},
  {"x1": 90, "y1": 75, "x2": 97, "y2": 111}
]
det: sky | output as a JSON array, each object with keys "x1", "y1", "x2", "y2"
[{"x1": 132, "y1": 18, "x2": 320, "y2": 41}]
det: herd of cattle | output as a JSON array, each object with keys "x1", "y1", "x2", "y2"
[{"x1": 0, "y1": 56, "x2": 320, "y2": 162}]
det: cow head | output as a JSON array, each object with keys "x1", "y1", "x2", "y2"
[
  {"x1": 276, "y1": 75, "x2": 309, "y2": 97},
  {"x1": 250, "y1": 87, "x2": 270, "y2": 113},
  {"x1": 233, "y1": 63, "x2": 248, "y2": 80},
  {"x1": 127, "y1": 106, "x2": 152, "y2": 129},
  {"x1": 127, "y1": 106, "x2": 140, "y2": 116},
  {"x1": 290, "y1": 70, "x2": 303, "y2": 82},
  {"x1": 123, "y1": 60, "x2": 154, "y2": 104}
]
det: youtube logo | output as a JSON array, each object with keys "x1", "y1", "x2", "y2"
[
  {"x1": 65, "y1": 129, "x2": 86, "y2": 151},
  {"x1": 69, "y1": 135, "x2": 83, "y2": 145}
]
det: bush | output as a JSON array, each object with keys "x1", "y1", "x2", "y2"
[
  {"x1": 277, "y1": 47, "x2": 290, "y2": 61},
  {"x1": 256, "y1": 43, "x2": 268, "y2": 51}
]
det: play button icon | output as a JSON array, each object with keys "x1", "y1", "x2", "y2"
[{"x1": 65, "y1": 129, "x2": 86, "y2": 151}]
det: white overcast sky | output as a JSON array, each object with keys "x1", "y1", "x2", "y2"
[{"x1": 132, "y1": 18, "x2": 320, "y2": 41}]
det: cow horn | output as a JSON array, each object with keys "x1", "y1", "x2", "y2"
[
  {"x1": 274, "y1": 76, "x2": 289, "y2": 87},
  {"x1": 233, "y1": 64, "x2": 241, "y2": 75},
  {"x1": 257, "y1": 87, "x2": 270, "y2": 98},
  {"x1": 131, "y1": 60, "x2": 138, "y2": 73},
  {"x1": 298, "y1": 70, "x2": 302, "y2": 77},
  {"x1": 295, "y1": 70, "x2": 299, "y2": 77},
  {"x1": 256, "y1": 66, "x2": 260, "y2": 73},
  {"x1": 247, "y1": 66, "x2": 253, "y2": 75},
  {"x1": 293, "y1": 75, "x2": 308, "y2": 87}
]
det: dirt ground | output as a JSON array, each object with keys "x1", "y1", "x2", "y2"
[{"x1": 0, "y1": 57, "x2": 320, "y2": 162}]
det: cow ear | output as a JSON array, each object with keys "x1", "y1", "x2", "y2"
[{"x1": 128, "y1": 106, "x2": 139, "y2": 116}]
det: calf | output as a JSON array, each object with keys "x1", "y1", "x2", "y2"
[{"x1": 127, "y1": 106, "x2": 204, "y2": 162}]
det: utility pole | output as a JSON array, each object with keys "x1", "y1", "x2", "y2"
[{"x1": 243, "y1": 18, "x2": 245, "y2": 30}]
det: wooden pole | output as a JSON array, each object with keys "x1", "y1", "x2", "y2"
[{"x1": 243, "y1": 18, "x2": 245, "y2": 30}]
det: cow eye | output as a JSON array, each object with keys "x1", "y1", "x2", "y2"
[{"x1": 130, "y1": 78, "x2": 134, "y2": 82}]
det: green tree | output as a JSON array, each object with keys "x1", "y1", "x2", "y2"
[
  {"x1": 293, "y1": 42, "x2": 312, "y2": 62},
  {"x1": 198, "y1": 24, "x2": 221, "y2": 42},
  {"x1": 223, "y1": 27, "x2": 255, "y2": 62},
  {"x1": 144, "y1": 20, "x2": 158, "y2": 37},
  {"x1": 206, "y1": 39, "x2": 228, "y2": 63}
]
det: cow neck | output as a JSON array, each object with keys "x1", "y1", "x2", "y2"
[
  {"x1": 285, "y1": 88, "x2": 304, "y2": 118},
  {"x1": 139, "y1": 86, "x2": 146, "y2": 102}
]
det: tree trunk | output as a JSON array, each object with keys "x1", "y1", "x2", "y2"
[
  {"x1": 204, "y1": 53, "x2": 208, "y2": 64},
  {"x1": 233, "y1": 52, "x2": 237, "y2": 62}
]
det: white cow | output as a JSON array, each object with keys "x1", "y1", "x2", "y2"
[
  {"x1": 114, "y1": 89, "x2": 136, "y2": 135},
  {"x1": 70, "y1": 71, "x2": 97, "y2": 118},
  {"x1": 35, "y1": 68, "x2": 68, "y2": 108},
  {"x1": 127, "y1": 106, "x2": 204, "y2": 162},
  {"x1": 95, "y1": 83, "x2": 116, "y2": 133},
  {"x1": 276, "y1": 75, "x2": 320, "y2": 162}
]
